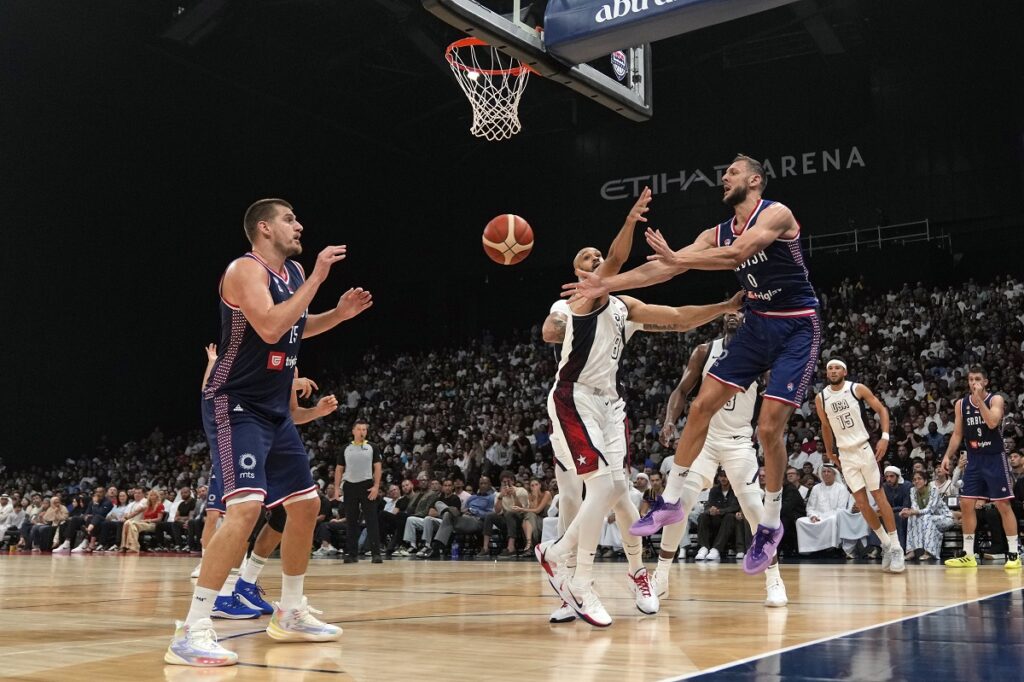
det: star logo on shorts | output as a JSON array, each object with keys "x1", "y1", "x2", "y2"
[{"x1": 577, "y1": 455, "x2": 587, "y2": 466}]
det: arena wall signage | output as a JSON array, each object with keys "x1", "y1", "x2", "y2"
[{"x1": 599, "y1": 145, "x2": 866, "y2": 201}]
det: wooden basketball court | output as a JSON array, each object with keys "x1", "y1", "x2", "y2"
[{"x1": 1, "y1": 554, "x2": 1020, "y2": 681}]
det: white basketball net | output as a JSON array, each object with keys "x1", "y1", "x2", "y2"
[{"x1": 446, "y1": 39, "x2": 532, "y2": 142}]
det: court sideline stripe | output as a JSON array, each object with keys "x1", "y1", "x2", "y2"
[{"x1": 659, "y1": 585, "x2": 1024, "y2": 682}]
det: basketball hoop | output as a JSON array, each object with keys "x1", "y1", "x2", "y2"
[{"x1": 445, "y1": 37, "x2": 535, "y2": 141}]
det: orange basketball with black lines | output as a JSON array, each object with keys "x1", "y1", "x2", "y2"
[{"x1": 482, "y1": 214, "x2": 534, "y2": 265}]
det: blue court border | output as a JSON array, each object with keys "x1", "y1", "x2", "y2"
[{"x1": 666, "y1": 586, "x2": 1024, "y2": 681}]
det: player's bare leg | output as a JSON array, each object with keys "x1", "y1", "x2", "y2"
[
  {"x1": 266, "y1": 496, "x2": 342, "y2": 641},
  {"x1": 994, "y1": 499, "x2": 1021, "y2": 569},
  {"x1": 630, "y1": 379, "x2": 736, "y2": 536},
  {"x1": 191, "y1": 510, "x2": 221, "y2": 579},
  {"x1": 743, "y1": 399, "x2": 793, "y2": 574},
  {"x1": 862, "y1": 488, "x2": 904, "y2": 572},
  {"x1": 946, "y1": 496, "x2": 980, "y2": 567}
]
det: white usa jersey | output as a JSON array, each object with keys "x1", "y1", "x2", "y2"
[
  {"x1": 703, "y1": 337, "x2": 757, "y2": 441},
  {"x1": 555, "y1": 296, "x2": 640, "y2": 396},
  {"x1": 821, "y1": 381, "x2": 870, "y2": 452}
]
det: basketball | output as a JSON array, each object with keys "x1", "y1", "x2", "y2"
[{"x1": 482, "y1": 214, "x2": 534, "y2": 265}]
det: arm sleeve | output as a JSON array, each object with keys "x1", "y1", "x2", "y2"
[
  {"x1": 372, "y1": 445, "x2": 382, "y2": 464},
  {"x1": 336, "y1": 449, "x2": 347, "y2": 469}
]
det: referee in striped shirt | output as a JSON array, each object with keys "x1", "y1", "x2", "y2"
[{"x1": 333, "y1": 418, "x2": 383, "y2": 563}]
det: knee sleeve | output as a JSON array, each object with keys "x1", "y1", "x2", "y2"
[{"x1": 266, "y1": 505, "x2": 287, "y2": 533}]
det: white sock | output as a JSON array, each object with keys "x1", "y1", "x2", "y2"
[
  {"x1": 662, "y1": 464, "x2": 689, "y2": 504},
  {"x1": 657, "y1": 555, "x2": 673, "y2": 575},
  {"x1": 185, "y1": 587, "x2": 219, "y2": 626},
  {"x1": 872, "y1": 525, "x2": 891, "y2": 548},
  {"x1": 761, "y1": 489, "x2": 783, "y2": 528},
  {"x1": 280, "y1": 573, "x2": 304, "y2": 610},
  {"x1": 549, "y1": 474, "x2": 615, "y2": 563},
  {"x1": 240, "y1": 553, "x2": 268, "y2": 583},
  {"x1": 888, "y1": 530, "x2": 901, "y2": 552},
  {"x1": 764, "y1": 563, "x2": 781, "y2": 584},
  {"x1": 1008, "y1": 535, "x2": 1019, "y2": 555},
  {"x1": 218, "y1": 569, "x2": 239, "y2": 597},
  {"x1": 963, "y1": 533, "x2": 975, "y2": 556}
]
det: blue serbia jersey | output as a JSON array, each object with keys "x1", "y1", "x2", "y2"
[
  {"x1": 962, "y1": 394, "x2": 1003, "y2": 456},
  {"x1": 203, "y1": 253, "x2": 307, "y2": 419},
  {"x1": 715, "y1": 199, "x2": 818, "y2": 314}
]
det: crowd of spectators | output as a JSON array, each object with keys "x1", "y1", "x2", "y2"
[{"x1": 3, "y1": 274, "x2": 1024, "y2": 562}]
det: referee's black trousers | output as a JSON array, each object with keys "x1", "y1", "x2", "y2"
[{"x1": 343, "y1": 479, "x2": 380, "y2": 557}]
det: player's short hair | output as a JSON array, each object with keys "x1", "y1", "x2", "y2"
[
  {"x1": 733, "y1": 154, "x2": 767, "y2": 193},
  {"x1": 968, "y1": 365, "x2": 988, "y2": 379},
  {"x1": 243, "y1": 198, "x2": 293, "y2": 244},
  {"x1": 352, "y1": 418, "x2": 369, "y2": 428}
]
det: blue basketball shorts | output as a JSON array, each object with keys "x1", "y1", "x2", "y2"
[
  {"x1": 706, "y1": 309, "x2": 821, "y2": 407},
  {"x1": 960, "y1": 452, "x2": 1014, "y2": 501},
  {"x1": 202, "y1": 395, "x2": 315, "y2": 508},
  {"x1": 206, "y1": 472, "x2": 225, "y2": 514}
]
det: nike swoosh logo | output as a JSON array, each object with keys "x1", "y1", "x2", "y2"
[{"x1": 566, "y1": 585, "x2": 584, "y2": 609}]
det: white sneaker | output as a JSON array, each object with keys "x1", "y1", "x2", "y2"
[
  {"x1": 735, "y1": 551, "x2": 744, "y2": 560},
  {"x1": 54, "y1": 540, "x2": 71, "y2": 553},
  {"x1": 549, "y1": 601, "x2": 576, "y2": 623},
  {"x1": 561, "y1": 578, "x2": 612, "y2": 628},
  {"x1": 311, "y1": 547, "x2": 332, "y2": 558},
  {"x1": 266, "y1": 597, "x2": 342, "y2": 641},
  {"x1": 706, "y1": 548, "x2": 721, "y2": 562},
  {"x1": 164, "y1": 618, "x2": 237, "y2": 667},
  {"x1": 881, "y1": 545, "x2": 893, "y2": 572},
  {"x1": 765, "y1": 577, "x2": 788, "y2": 607},
  {"x1": 695, "y1": 547, "x2": 709, "y2": 561},
  {"x1": 190, "y1": 563, "x2": 202, "y2": 579},
  {"x1": 651, "y1": 567, "x2": 669, "y2": 599},
  {"x1": 629, "y1": 567, "x2": 660, "y2": 614},
  {"x1": 888, "y1": 546, "x2": 906, "y2": 573}
]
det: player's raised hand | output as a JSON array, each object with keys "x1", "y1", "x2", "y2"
[
  {"x1": 626, "y1": 186, "x2": 653, "y2": 225},
  {"x1": 316, "y1": 394, "x2": 339, "y2": 417},
  {"x1": 561, "y1": 269, "x2": 608, "y2": 301},
  {"x1": 336, "y1": 287, "x2": 373, "y2": 321},
  {"x1": 644, "y1": 228, "x2": 678, "y2": 265},
  {"x1": 310, "y1": 245, "x2": 347, "y2": 283},
  {"x1": 204, "y1": 343, "x2": 217, "y2": 362},
  {"x1": 725, "y1": 290, "x2": 746, "y2": 312},
  {"x1": 659, "y1": 422, "x2": 677, "y2": 447},
  {"x1": 294, "y1": 376, "x2": 319, "y2": 399}
]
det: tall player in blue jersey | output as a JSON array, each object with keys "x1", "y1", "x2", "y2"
[
  {"x1": 565, "y1": 155, "x2": 820, "y2": 575},
  {"x1": 166, "y1": 198, "x2": 372, "y2": 667},
  {"x1": 941, "y1": 366, "x2": 1020, "y2": 569}
]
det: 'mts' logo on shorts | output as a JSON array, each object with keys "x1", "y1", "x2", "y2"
[{"x1": 267, "y1": 352, "x2": 286, "y2": 371}]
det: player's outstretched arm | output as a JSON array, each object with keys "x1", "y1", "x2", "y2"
[
  {"x1": 652, "y1": 203, "x2": 798, "y2": 272},
  {"x1": 599, "y1": 187, "x2": 652, "y2": 274},
  {"x1": 940, "y1": 401, "x2": 964, "y2": 474},
  {"x1": 225, "y1": 244, "x2": 346, "y2": 344},
  {"x1": 815, "y1": 394, "x2": 841, "y2": 469},
  {"x1": 660, "y1": 343, "x2": 708, "y2": 446},
  {"x1": 304, "y1": 287, "x2": 373, "y2": 339},
  {"x1": 563, "y1": 227, "x2": 716, "y2": 300},
  {"x1": 855, "y1": 384, "x2": 891, "y2": 460},
  {"x1": 620, "y1": 291, "x2": 743, "y2": 332}
]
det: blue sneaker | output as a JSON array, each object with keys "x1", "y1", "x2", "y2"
[
  {"x1": 211, "y1": 594, "x2": 260, "y2": 619},
  {"x1": 234, "y1": 578, "x2": 273, "y2": 615},
  {"x1": 629, "y1": 496, "x2": 685, "y2": 537},
  {"x1": 164, "y1": 618, "x2": 237, "y2": 667},
  {"x1": 744, "y1": 524, "x2": 784, "y2": 575},
  {"x1": 266, "y1": 597, "x2": 342, "y2": 641}
]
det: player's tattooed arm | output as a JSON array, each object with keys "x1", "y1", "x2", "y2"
[{"x1": 542, "y1": 312, "x2": 568, "y2": 343}]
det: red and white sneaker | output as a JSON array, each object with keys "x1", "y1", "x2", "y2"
[
  {"x1": 549, "y1": 601, "x2": 576, "y2": 623},
  {"x1": 560, "y1": 578, "x2": 612, "y2": 628},
  {"x1": 629, "y1": 567, "x2": 660, "y2": 614}
]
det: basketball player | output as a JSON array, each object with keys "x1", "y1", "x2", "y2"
[
  {"x1": 815, "y1": 358, "x2": 905, "y2": 573},
  {"x1": 166, "y1": 198, "x2": 371, "y2": 667},
  {"x1": 565, "y1": 154, "x2": 820, "y2": 575},
  {"x1": 538, "y1": 208, "x2": 743, "y2": 624},
  {"x1": 941, "y1": 366, "x2": 1020, "y2": 569},
  {"x1": 651, "y1": 312, "x2": 789, "y2": 607}
]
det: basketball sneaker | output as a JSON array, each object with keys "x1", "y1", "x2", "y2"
[
  {"x1": 535, "y1": 541, "x2": 562, "y2": 581},
  {"x1": 881, "y1": 545, "x2": 893, "y2": 572},
  {"x1": 888, "y1": 546, "x2": 906, "y2": 573},
  {"x1": 191, "y1": 562, "x2": 202, "y2": 579},
  {"x1": 629, "y1": 496, "x2": 685, "y2": 537},
  {"x1": 650, "y1": 567, "x2": 669, "y2": 599},
  {"x1": 266, "y1": 598, "x2": 342, "y2": 642},
  {"x1": 1005, "y1": 553, "x2": 1021, "y2": 570},
  {"x1": 743, "y1": 524, "x2": 784, "y2": 575},
  {"x1": 234, "y1": 578, "x2": 273, "y2": 615},
  {"x1": 764, "y1": 577, "x2": 788, "y2": 608},
  {"x1": 944, "y1": 551, "x2": 978, "y2": 568},
  {"x1": 164, "y1": 618, "x2": 238, "y2": 667},
  {"x1": 549, "y1": 601, "x2": 576, "y2": 624},
  {"x1": 628, "y1": 567, "x2": 659, "y2": 614},
  {"x1": 211, "y1": 594, "x2": 260, "y2": 620},
  {"x1": 561, "y1": 578, "x2": 612, "y2": 628}
]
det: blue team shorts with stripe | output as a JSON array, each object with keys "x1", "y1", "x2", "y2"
[
  {"x1": 961, "y1": 452, "x2": 1014, "y2": 501},
  {"x1": 206, "y1": 472, "x2": 225, "y2": 513},
  {"x1": 706, "y1": 310, "x2": 821, "y2": 407},
  {"x1": 202, "y1": 394, "x2": 315, "y2": 508}
]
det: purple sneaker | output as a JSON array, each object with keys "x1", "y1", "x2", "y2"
[
  {"x1": 743, "y1": 524, "x2": 784, "y2": 575},
  {"x1": 629, "y1": 496, "x2": 685, "y2": 537}
]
